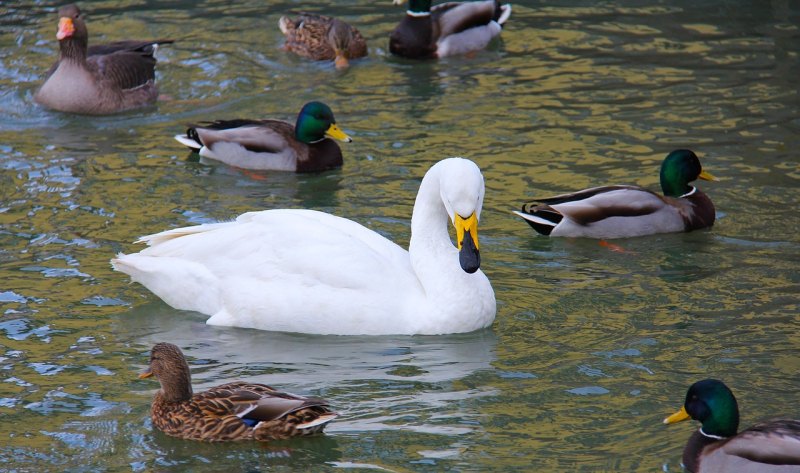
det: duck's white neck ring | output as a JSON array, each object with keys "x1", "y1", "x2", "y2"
[
  {"x1": 699, "y1": 428, "x2": 727, "y2": 440},
  {"x1": 680, "y1": 186, "x2": 697, "y2": 198},
  {"x1": 406, "y1": 10, "x2": 431, "y2": 17}
]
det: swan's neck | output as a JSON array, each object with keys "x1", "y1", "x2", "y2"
[
  {"x1": 408, "y1": 167, "x2": 465, "y2": 303},
  {"x1": 410, "y1": 167, "x2": 452, "y2": 257}
]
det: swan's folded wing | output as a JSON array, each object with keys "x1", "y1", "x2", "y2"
[{"x1": 135, "y1": 209, "x2": 414, "y2": 291}]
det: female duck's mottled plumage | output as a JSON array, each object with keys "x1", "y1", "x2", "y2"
[
  {"x1": 514, "y1": 149, "x2": 717, "y2": 239},
  {"x1": 173, "y1": 101, "x2": 352, "y2": 172},
  {"x1": 389, "y1": 0, "x2": 512, "y2": 59},
  {"x1": 664, "y1": 379, "x2": 800, "y2": 473},
  {"x1": 279, "y1": 13, "x2": 367, "y2": 69},
  {"x1": 140, "y1": 342, "x2": 337, "y2": 442},
  {"x1": 35, "y1": 3, "x2": 173, "y2": 115}
]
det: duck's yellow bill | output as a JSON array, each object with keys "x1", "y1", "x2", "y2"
[
  {"x1": 699, "y1": 170, "x2": 717, "y2": 181},
  {"x1": 663, "y1": 406, "x2": 690, "y2": 424},
  {"x1": 138, "y1": 370, "x2": 153, "y2": 379},
  {"x1": 325, "y1": 123, "x2": 352, "y2": 143},
  {"x1": 455, "y1": 213, "x2": 479, "y2": 251}
]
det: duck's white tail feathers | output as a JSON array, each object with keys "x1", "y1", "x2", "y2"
[
  {"x1": 297, "y1": 413, "x2": 339, "y2": 430},
  {"x1": 497, "y1": 4, "x2": 512, "y2": 26},
  {"x1": 174, "y1": 134, "x2": 202, "y2": 150},
  {"x1": 513, "y1": 210, "x2": 557, "y2": 229}
]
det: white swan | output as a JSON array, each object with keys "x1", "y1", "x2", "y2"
[{"x1": 111, "y1": 158, "x2": 496, "y2": 335}]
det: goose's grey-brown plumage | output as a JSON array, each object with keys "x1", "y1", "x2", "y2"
[
  {"x1": 34, "y1": 4, "x2": 173, "y2": 115},
  {"x1": 140, "y1": 342, "x2": 337, "y2": 442}
]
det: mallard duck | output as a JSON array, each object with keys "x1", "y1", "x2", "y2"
[
  {"x1": 173, "y1": 101, "x2": 352, "y2": 172},
  {"x1": 111, "y1": 158, "x2": 496, "y2": 335},
  {"x1": 664, "y1": 379, "x2": 800, "y2": 472},
  {"x1": 389, "y1": 0, "x2": 512, "y2": 59},
  {"x1": 139, "y1": 342, "x2": 337, "y2": 442},
  {"x1": 513, "y1": 149, "x2": 717, "y2": 239},
  {"x1": 34, "y1": 4, "x2": 173, "y2": 115},
  {"x1": 278, "y1": 13, "x2": 367, "y2": 69}
]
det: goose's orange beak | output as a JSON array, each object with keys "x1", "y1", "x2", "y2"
[{"x1": 57, "y1": 17, "x2": 75, "y2": 40}]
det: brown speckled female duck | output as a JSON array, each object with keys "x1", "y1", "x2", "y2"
[
  {"x1": 34, "y1": 4, "x2": 173, "y2": 115},
  {"x1": 139, "y1": 342, "x2": 337, "y2": 442},
  {"x1": 279, "y1": 13, "x2": 367, "y2": 69},
  {"x1": 664, "y1": 379, "x2": 800, "y2": 473}
]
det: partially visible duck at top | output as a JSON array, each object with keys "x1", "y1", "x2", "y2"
[
  {"x1": 279, "y1": 13, "x2": 368, "y2": 69},
  {"x1": 173, "y1": 101, "x2": 352, "y2": 173},
  {"x1": 513, "y1": 149, "x2": 718, "y2": 239},
  {"x1": 34, "y1": 3, "x2": 173, "y2": 115},
  {"x1": 389, "y1": 0, "x2": 512, "y2": 59}
]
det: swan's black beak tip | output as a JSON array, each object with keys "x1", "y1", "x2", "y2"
[{"x1": 459, "y1": 229, "x2": 480, "y2": 274}]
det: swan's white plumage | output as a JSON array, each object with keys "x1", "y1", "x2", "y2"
[{"x1": 112, "y1": 158, "x2": 496, "y2": 335}]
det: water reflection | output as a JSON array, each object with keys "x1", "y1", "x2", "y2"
[
  {"x1": 117, "y1": 303, "x2": 498, "y2": 388},
  {"x1": 0, "y1": 0, "x2": 799, "y2": 470}
]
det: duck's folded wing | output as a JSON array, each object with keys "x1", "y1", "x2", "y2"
[
  {"x1": 240, "y1": 392, "x2": 333, "y2": 423},
  {"x1": 192, "y1": 120, "x2": 292, "y2": 154},
  {"x1": 722, "y1": 420, "x2": 800, "y2": 465},
  {"x1": 527, "y1": 186, "x2": 664, "y2": 225},
  {"x1": 434, "y1": 1, "x2": 496, "y2": 38}
]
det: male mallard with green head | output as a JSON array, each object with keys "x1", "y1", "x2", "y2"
[
  {"x1": 279, "y1": 13, "x2": 367, "y2": 69},
  {"x1": 174, "y1": 101, "x2": 352, "y2": 172},
  {"x1": 514, "y1": 149, "x2": 717, "y2": 238},
  {"x1": 664, "y1": 379, "x2": 800, "y2": 472},
  {"x1": 139, "y1": 342, "x2": 337, "y2": 442},
  {"x1": 389, "y1": 0, "x2": 512, "y2": 59}
]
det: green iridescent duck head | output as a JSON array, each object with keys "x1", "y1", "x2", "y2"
[
  {"x1": 295, "y1": 101, "x2": 352, "y2": 144},
  {"x1": 664, "y1": 379, "x2": 740, "y2": 438},
  {"x1": 659, "y1": 149, "x2": 717, "y2": 197}
]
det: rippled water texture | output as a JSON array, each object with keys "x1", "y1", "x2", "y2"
[{"x1": 1, "y1": 1, "x2": 798, "y2": 471}]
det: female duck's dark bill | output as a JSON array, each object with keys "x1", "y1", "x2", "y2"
[{"x1": 456, "y1": 213, "x2": 480, "y2": 273}]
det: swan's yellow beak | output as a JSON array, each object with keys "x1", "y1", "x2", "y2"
[
  {"x1": 699, "y1": 170, "x2": 717, "y2": 181},
  {"x1": 455, "y1": 213, "x2": 479, "y2": 251},
  {"x1": 325, "y1": 123, "x2": 352, "y2": 143},
  {"x1": 663, "y1": 406, "x2": 690, "y2": 424},
  {"x1": 455, "y1": 213, "x2": 480, "y2": 274},
  {"x1": 138, "y1": 369, "x2": 153, "y2": 379}
]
